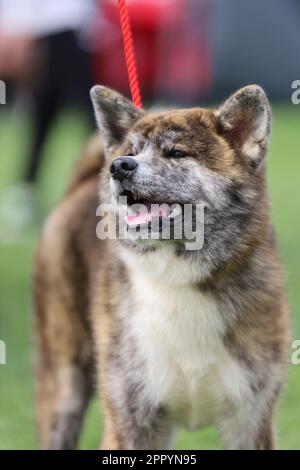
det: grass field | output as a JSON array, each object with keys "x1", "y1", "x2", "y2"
[{"x1": 0, "y1": 105, "x2": 299, "y2": 449}]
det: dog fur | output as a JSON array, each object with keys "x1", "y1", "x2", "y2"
[{"x1": 33, "y1": 85, "x2": 290, "y2": 450}]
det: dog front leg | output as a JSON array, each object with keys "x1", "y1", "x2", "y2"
[{"x1": 217, "y1": 407, "x2": 276, "y2": 450}]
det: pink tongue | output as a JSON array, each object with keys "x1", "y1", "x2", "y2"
[{"x1": 126, "y1": 204, "x2": 169, "y2": 226}]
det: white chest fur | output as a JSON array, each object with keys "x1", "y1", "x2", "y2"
[{"x1": 124, "y1": 251, "x2": 249, "y2": 430}]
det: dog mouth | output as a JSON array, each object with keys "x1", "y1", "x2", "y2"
[{"x1": 118, "y1": 189, "x2": 182, "y2": 227}]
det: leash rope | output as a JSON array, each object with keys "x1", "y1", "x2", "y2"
[{"x1": 118, "y1": 0, "x2": 143, "y2": 108}]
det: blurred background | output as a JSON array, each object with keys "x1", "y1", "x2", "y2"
[{"x1": 0, "y1": 0, "x2": 299, "y2": 449}]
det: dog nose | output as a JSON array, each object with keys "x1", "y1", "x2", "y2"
[{"x1": 110, "y1": 156, "x2": 138, "y2": 180}]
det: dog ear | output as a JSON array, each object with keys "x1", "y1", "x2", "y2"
[
  {"x1": 90, "y1": 85, "x2": 144, "y2": 152},
  {"x1": 216, "y1": 85, "x2": 271, "y2": 167}
]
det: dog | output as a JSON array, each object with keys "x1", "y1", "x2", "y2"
[{"x1": 33, "y1": 84, "x2": 290, "y2": 450}]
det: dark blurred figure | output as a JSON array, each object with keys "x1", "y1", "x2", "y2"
[{"x1": 0, "y1": 0, "x2": 95, "y2": 233}]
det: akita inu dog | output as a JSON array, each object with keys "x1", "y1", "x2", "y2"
[{"x1": 33, "y1": 85, "x2": 290, "y2": 450}]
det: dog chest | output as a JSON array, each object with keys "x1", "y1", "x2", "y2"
[{"x1": 128, "y1": 274, "x2": 248, "y2": 429}]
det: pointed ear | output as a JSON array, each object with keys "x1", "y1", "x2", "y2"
[
  {"x1": 216, "y1": 85, "x2": 271, "y2": 167},
  {"x1": 90, "y1": 85, "x2": 144, "y2": 153}
]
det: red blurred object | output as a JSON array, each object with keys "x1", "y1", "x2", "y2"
[{"x1": 91, "y1": 0, "x2": 212, "y2": 101}]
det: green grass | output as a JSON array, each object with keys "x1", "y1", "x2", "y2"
[{"x1": 0, "y1": 105, "x2": 299, "y2": 449}]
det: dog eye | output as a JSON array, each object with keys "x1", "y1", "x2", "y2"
[{"x1": 165, "y1": 148, "x2": 187, "y2": 158}]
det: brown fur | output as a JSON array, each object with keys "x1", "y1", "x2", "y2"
[{"x1": 33, "y1": 85, "x2": 290, "y2": 450}]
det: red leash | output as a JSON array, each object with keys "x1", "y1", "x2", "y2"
[{"x1": 118, "y1": 0, "x2": 143, "y2": 108}]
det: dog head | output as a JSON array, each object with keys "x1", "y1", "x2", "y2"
[{"x1": 91, "y1": 85, "x2": 271, "y2": 273}]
